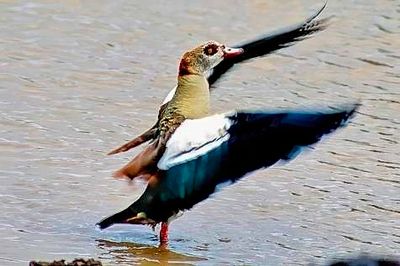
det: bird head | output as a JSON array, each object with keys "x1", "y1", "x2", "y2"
[{"x1": 178, "y1": 41, "x2": 243, "y2": 76}]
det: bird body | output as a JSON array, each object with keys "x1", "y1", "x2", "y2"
[{"x1": 97, "y1": 4, "x2": 357, "y2": 247}]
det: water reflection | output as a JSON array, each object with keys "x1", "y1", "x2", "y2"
[{"x1": 97, "y1": 239, "x2": 206, "y2": 265}]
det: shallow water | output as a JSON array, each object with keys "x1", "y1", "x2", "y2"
[{"x1": 0, "y1": 0, "x2": 399, "y2": 265}]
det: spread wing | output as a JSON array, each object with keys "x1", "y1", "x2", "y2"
[
  {"x1": 149, "y1": 104, "x2": 357, "y2": 214},
  {"x1": 99, "y1": 104, "x2": 358, "y2": 226},
  {"x1": 208, "y1": 3, "x2": 329, "y2": 86}
]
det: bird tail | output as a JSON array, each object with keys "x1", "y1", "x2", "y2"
[{"x1": 96, "y1": 206, "x2": 137, "y2": 230}]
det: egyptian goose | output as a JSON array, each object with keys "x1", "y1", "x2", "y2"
[
  {"x1": 97, "y1": 13, "x2": 358, "y2": 246},
  {"x1": 107, "y1": 3, "x2": 329, "y2": 156}
]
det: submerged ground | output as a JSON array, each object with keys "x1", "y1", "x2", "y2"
[{"x1": 0, "y1": 0, "x2": 399, "y2": 265}]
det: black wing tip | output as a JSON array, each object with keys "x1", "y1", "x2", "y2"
[
  {"x1": 323, "y1": 103, "x2": 359, "y2": 135},
  {"x1": 294, "y1": 2, "x2": 331, "y2": 40},
  {"x1": 307, "y1": 1, "x2": 328, "y2": 23},
  {"x1": 346, "y1": 102, "x2": 361, "y2": 117},
  {"x1": 330, "y1": 102, "x2": 361, "y2": 123},
  {"x1": 297, "y1": 14, "x2": 333, "y2": 42},
  {"x1": 236, "y1": 2, "x2": 331, "y2": 55},
  {"x1": 208, "y1": 1, "x2": 330, "y2": 87},
  {"x1": 303, "y1": 16, "x2": 331, "y2": 33}
]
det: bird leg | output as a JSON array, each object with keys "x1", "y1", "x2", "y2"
[{"x1": 159, "y1": 222, "x2": 169, "y2": 248}]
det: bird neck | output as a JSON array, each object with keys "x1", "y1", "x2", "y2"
[{"x1": 171, "y1": 74, "x2": 210, "y2": 119}]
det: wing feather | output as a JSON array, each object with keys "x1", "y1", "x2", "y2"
[
  {"x1": 208, "y1": 3, "x2": 329, "y2": 86},
  {"x1": 153, "y1": 104, "x2": 358, "y2": 212},
  {"x1": 157, "y1": 113, "x2": 232, "y2": 170}
]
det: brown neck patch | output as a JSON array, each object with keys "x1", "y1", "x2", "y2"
[
  {"x1": 178, "y1": 58, "x2": 191, "y2": 76},
  {"x1": 178, "y1": 59, "x2": 190, "y2": 76}
]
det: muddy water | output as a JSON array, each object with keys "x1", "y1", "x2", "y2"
[{"x1": 1, "y1": 0, "x2": 399, "y2": 265}]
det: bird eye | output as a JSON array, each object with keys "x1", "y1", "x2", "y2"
[{"x1": 204, "y1": 44, "x2": 219, "y2": 56}]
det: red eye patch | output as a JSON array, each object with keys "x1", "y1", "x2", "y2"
[{"x1": 204, "y1": 44, "x2": 219, "y2": 56}]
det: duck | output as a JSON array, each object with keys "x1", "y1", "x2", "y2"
[
  {"x1": 107, "y1": 3, "x2": 329, "y2": 156},
  {"x1": 97, "y1": 7, "x2": 358, "y2": 247}
]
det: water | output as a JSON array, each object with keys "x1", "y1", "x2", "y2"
[{"x1": 0, "y1": 0, "x2": 399, "y2": 265}]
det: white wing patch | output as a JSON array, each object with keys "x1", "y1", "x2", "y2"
[
  {"x1": 162, "y1": 86, "x2": 177, "y2": 105},
  {"x1": 157, "y1": 113, "x2": 234, "y2": 170}
]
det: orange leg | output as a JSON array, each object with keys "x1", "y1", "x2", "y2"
[{"x1": 159, "y1": 222, "x2": 168, "y2": 248}]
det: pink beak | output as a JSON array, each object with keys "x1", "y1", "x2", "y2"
[{"x1": 223, "y1": 46, "x2": 244, "y2": 59}]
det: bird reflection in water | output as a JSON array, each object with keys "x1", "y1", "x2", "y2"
[{"x1": 97, "y1": 239, "x2": 206, "y2": 265}]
